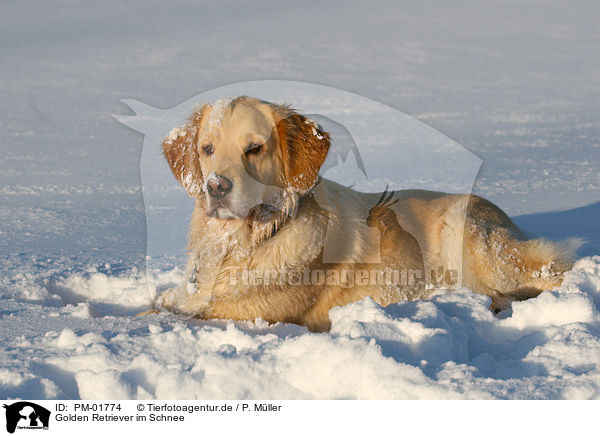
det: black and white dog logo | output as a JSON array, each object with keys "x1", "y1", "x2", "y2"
[{"x1": 2, "y1": 402, "x2": 50, "y2": 433}]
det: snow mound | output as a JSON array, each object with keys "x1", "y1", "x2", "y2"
[
  {"x1": 4, "y1": 266, "x2": 182, "y2": 317},
  {"x1": 1, "y1": 257, "x2": 600, "y2": 400}
]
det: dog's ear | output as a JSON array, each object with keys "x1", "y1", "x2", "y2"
[
  {"x1": 162, "y1": 109, "x2": 206, "y2": 197},
  {"x1": 275, "y1": 108, "x2": 330, "y2": 194}
]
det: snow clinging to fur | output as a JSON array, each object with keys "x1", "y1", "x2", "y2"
[{"x1": 205, "y1": 97, "x2": 234, "y2": 130}]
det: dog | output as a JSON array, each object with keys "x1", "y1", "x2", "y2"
[{"x1": 154, "y1": 96, "x2": 580, "y2": 332}]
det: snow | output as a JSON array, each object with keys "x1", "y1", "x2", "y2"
[
  {"x1": 304, "y1": 118, "x2": 325, "y2": 140},
  {"x1": 2, "y1": 0, "x2": 600, "y2": 400},
  {"x1": 165, "y1": 126, "x2": 186, "y2": 144},
  {"x1": 202, "y1": 171, "x2": 219, "y2": 193},
  {"x1": 2, "y1": 258, "x2": 600, "y2": 399},
  {"x1": 205, "y1": 98, "x2": 234, "y2": 130}
]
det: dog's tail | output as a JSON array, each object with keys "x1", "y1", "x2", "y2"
[
  {"x1": 462, "y1": 197, "x2": 585, "y2": 311},
  {"x1": 484, "y1": 236, "x2": 584, "y2": 312},
  {"x1": 516, "y1": 236, "x2": 584, "y2": 289}
]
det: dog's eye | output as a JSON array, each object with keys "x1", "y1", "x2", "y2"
[
  {"x1": 245, "y1": 143, "x2": 263, "y2": 156},
  {"x1": 203, "y1": 144, "x2": 214, "y2": 155}
]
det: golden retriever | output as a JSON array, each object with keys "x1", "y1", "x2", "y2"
[{"x1": 154, "y1": 96, "x2": 579, "y2": 332}]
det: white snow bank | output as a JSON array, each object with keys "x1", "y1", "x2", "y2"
[
  {"x1": 5, "y1": 266, "x2": 182, "y2": 316},
  {"x1": 1, "y1": 257, "x2": 600, "y2": 400}
]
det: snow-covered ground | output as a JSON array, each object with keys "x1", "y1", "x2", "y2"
[
  {"x1": 2, "y1": 258, "x2": 600, "y2": 399},
  {"x1": 1, "y1": 0, "x2": 600, "y2": 399}
]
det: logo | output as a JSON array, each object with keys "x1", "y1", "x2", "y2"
[
  {"x1": 2, "y1": 402, "x2": 50, "y2": 434},
  {"x1": 114, "y1": 80, "x2": 482, "y2": 293}
]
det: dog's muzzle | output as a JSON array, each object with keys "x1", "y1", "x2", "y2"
[{"x1": 205, "y1": 174, "x2": 233, "y2": 199}]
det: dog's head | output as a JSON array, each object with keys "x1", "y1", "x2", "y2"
[{"x1": 163, "y1": 96, "x2": 330, "y2": 222}]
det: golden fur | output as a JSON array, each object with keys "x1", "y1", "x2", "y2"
[{"x1": 154, "y1": 96, "x2": 579, "y2": 332}]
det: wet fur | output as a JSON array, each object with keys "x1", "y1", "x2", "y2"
[{"x1": 157, "y1": 96, "x2": 580, "y2": 331}]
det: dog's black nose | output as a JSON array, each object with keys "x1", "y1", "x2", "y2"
[{"x1": 206, "y1": 174, "x2": 233, "y2": 199}]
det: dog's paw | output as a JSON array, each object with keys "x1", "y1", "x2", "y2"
[
  {"x1": 154, "y1": 288, "x2": 178, "y2": 311},
  {"x1": 154, "y1": 286, "x2": 197, "y2": 314},
  {"x1": 136, "y1": 309, "x2": 159, "y2": 317}
]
